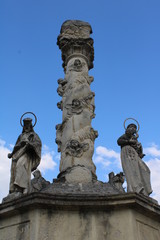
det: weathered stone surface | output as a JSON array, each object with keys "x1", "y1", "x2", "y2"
[
  {"x1": 56, "y1": 21, "x2": 98, "y2": 183},
  {"x1": 43, "y1": 181, "x2": 120, "y2": 195},
  {"x1": 0, "y1": 193, "x2": 160, "y2": 240},
  {"x1": 108, "y1": 172, "x2": 125, "y2": 193},
  {"x1": 7, "y1": 115, "x2": 42, "y2": 199},
  {"x1": 65, "y1": 166, "x2": 93, "y2": 183},
  {"x1": 57, "y1": 20, "x2": 94, "y2": 70},
  {"x1": 117, "y1": 122, "x2": 152, "y2": 196},
  {"x1": 31, "y1": 170, "x2": 50, "y2": 192}
]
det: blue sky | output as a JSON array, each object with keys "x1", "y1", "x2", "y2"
[{"x1": 1, "y1": 0, "x2": 160, "y2": 202}]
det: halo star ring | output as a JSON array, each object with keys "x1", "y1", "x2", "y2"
[
  {"x1": 124, "y1": 117, "x2": 140, "y2": 132},
  {"x1": 20, "y1": 112, "x2": 37, "y2": 127}
]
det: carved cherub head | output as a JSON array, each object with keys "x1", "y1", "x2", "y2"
[
  {"x1": 70, "y1": 140, "x2": 80, "y2": 150},
  {"x1": 73, "y1": 59, "x2": 82, "y2": 71},
  {"x1": 72, "y1": 99, "x2": 81, "y2": 107}
]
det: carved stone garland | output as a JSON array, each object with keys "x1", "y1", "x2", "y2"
[{"x1": 56, "y1": 20, "x2": 98, "y2": 183}]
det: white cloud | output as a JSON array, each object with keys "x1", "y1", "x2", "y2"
[
  {"x1": 96, "y1": 146, "x2": 120, "y2": 159},
  {"x1": 39, "y1": 152, "x2": 57, "y2": 174},
  {"x1": 143, "y1": 144, "x2": 160, "y2": 203},
  {"x1": 94, "y1": 146, "x2": 121, "y2": 169},
  {"x1": 0, "y1": 140, "x2": 11, "y2": 202},
  {"x1": 38, "y1": 145, "x2": 57, "y2": 174},
  {"x1": 0, "y1": 139, "x2": 6, "y2": 147},
  {"x1": 144, "y1": 144, "x2": 160, "y2": 157},
  {"x1": 146, "y1": 158, "x2": 160, "y2": 203}
]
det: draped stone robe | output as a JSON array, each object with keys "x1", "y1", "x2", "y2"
[
  {"x1": 121, "y1": 145, "x2": 152, "y2": 196},
  {"x1": 9, "y1": 131, "x2": 42, "y2": 193},
  {"x1": 117, "y1": 133, "x2": 152, "y2": 196}
]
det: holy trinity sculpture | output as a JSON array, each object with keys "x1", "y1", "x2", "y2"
[
  {"x1": 117, "y1": 118, "x2": 152, "y2": 196},
  {"x1": 8, "y1": 112, "x2": 42, "y2": 194}
]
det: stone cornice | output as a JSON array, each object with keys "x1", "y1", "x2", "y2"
[{"x1": 0, "y1": 193, "x2": 160, "y2": 221}]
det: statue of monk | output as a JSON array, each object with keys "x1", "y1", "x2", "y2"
[
  {"x1": 117, "y1": 123, "x2": 152, "y2": 196},
  {"x1": 8, "y1": 117, "x2": 42, "y2": 194}
]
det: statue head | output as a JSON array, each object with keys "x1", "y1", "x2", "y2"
[
  {"x1": 22, "y1": 118, "x2": 34, "y2": 133},
  {"x1": 123, "y1": 118, "x2": 140, "y2": 135},
  {"x1": 126, "y1": 123, "x2": 137, "y2": 136},
  {"x1": 70, "y1": 140, "x2": 80, "y2": 150},
  {"x1": 73, "y1": 59, "x2": 83, "y2": 71}
]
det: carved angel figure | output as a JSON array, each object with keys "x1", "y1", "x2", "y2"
[{"x1": 65, "y1": 139, "x2": 89, "y2": 157}]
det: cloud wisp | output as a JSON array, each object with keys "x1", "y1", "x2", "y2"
[
  {"x1": 94, "y1": 146, "x2": 121, "y2": 169},
  {"x1": 144, "y1": 144, "x2": 160, "y2": 203},
  {"x1": 38, "y1": 145, "x2": 57, "y2": 174},
  {"x1": 144, "y1": 144, "x2": 160, "y2": 157}
]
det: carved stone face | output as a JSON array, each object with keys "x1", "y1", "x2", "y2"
[
  {"x1": 70, "y1": 140, "x2": 80, "y2": 149},
  {"x1": 72, "y1": 99, "x2": 81, "y2": 107},
  {"x1": 126, "y1": 125, "x2": 137, "y2": 136},
  {"x1": 74, "y1": 59, "x2": 81, "y2": 67},
  {"x1": 73, "y1": 59, "x2": 82, "y2": 71},
  {"x1": 22, "y1": 118, "x2": 33, "y2": 133},
  {"x1": 23, "y1": 122, "x2": 32, "y2": 133}
]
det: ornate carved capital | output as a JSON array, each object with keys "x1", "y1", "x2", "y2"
[{"x1": 57, "y1": 20, "x2": 94, "y2": 70}]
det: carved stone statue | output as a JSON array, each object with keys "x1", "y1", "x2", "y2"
[
  {"x1": 108, "y1": 172, "x2": 125, "y2": 193},
  {"x1": 117, "y1": 119, "x2": 152, "y2": 196},
  {"x1": 31, "y1": 170, "x2": 50, "y2": 192},
  {"x1": 8, "y1": 113, "x2": 42, "y2": 194}
]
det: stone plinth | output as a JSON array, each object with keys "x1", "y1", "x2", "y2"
[{"x1": 0, "y1": 193, "x2": 160, "y2": 240}]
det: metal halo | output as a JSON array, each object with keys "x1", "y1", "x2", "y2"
[
  {"x1": 20, "y1": 112, "x2": 37, "y2": 127},
  {"x1": 123, "y1": 118, "x2": 140, "y2": 132}
]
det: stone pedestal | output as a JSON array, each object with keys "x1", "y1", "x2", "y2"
[
  {"x1": 0, "y1": 192, "x2": 160, "y2": 240},
  {"x1": 1, "y1": 19, "x2": 159, "y2": 240}
]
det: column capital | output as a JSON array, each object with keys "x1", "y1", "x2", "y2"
[{"x1": 57, "y1": 20, "x2": 94, "y2": 70}]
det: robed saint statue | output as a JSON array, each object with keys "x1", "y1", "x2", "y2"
[
  {"x1": 117, "y1": 119, "x2": 152, "y2": 196},
  {"x1": 8, "y1": 113, "x2": 42, "y2": 194}
]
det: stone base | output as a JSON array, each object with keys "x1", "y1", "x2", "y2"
[
  {"x1": 57, "y1": 166, "x2": 97, "y2": 184},
  {"x1": 0, "y1": 192, "x2": 160, "y2": 240}
]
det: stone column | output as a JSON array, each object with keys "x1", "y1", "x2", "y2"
[{"x1": 56, "y1": 20, "x2": 98, "y2": 183}]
